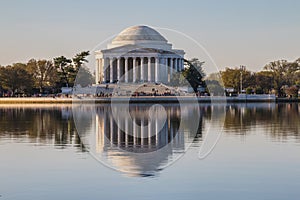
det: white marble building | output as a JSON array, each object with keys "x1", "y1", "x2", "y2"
[{"x1": 95, "y1": 25, "x2": 185, "y2": 84}]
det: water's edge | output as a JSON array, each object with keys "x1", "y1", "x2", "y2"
[{"x1": 1, "y1": 96, "x2": 296, "y2": 104}]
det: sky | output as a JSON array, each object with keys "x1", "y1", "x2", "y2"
[{"x1": 0, "y1": 0, "x2": 299, "y2": 73}]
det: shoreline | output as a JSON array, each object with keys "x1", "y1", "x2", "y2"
[{"x1": 0, "y1": 97, "x2": 298, "y2": 104}]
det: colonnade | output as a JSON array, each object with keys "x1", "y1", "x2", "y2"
[{"x1": 95, "y1": 56, "x2": 184, "y2": 84}]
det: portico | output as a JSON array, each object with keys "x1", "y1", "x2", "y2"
[{"x1": 95, "y1": 25, "x2": 185, "y2": 84}]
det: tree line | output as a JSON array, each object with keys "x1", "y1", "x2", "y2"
[
  {"x1": 0, "y1": 51, "x2": 93, "y2": 96},
  {"x1": 1, "y1": 53, "x2": 299, "y2": 97},
  {"x1": 206, "y1": 58, "x2": 300, "y2": 97}
]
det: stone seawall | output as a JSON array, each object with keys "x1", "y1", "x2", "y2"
[{"x1": 0, "y1": 96, "x2": 291, "y2": 104}]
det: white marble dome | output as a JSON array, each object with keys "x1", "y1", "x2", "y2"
[
  {"x1": 108, "y1": 25, "x2": 172, "y2": 50},
  {"x1": 113, "y1": 25, "x2": 167, "y2": 42}
]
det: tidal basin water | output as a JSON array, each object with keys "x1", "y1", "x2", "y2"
[{"x1": 0, "y1": 103, "x2": 300, "y2": 200}]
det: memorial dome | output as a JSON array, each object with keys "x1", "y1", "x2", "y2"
[
  {"x1": 108, "y1": 25, "x2": 171, "y2": 49},
  {"x1": 112, "y1": 25, "x2": 167, "y2": 43}
]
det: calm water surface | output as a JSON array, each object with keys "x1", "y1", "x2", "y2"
[{"x1": 0, "y1": 103, "x2": 300, "y2": 200}]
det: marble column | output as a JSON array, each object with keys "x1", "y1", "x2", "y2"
[
  {"x1": 99, "y1": 58, "x2": 103, "y2": 83},
  {"x1": 133, "y1": 57, "x2": 136, "y2": 83},
  {"x1": 95, "y1": 59, "x2": 99, "y2": 84},
  {"x1": 140, "y1": 57, "x2": 144, "y2": 82},
  {"x1": 163, "y1": 58, "x2": 167, "y2": 83},
  {"x1": 174, "y1": 58, "x2": 178, "y2": 72},
  {"x1": 110, "y1": 58, "x2": 113, "y2": 83},
  {"x1": 148, "y1": 57, "x2": 151, "y2": 82},
  {"x1": 125, "y1": 57, "x2": 128, "y2": 83},
  {"x1": 170, "y1": 58, "x2": 173, "y2": 77},
  {"x1": 117, "y1": 57, "x2": 120, "y2": 82},
  {"x1": 155, "y1": 57, "x2": 159, "y2": 82},
  {"x1": 103, "y1": 58, "x2": 107, "y2": 82},
  {"x1": 165, "y1": 58, "x2": 169, "y2": 82}
]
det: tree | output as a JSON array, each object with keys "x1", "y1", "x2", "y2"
[
  {"x1": 0, "y1": 66, "x2": 5, "y2": 95},
  {"x1": 54, "y1": 51, "x2": 90, "y2": 88},
  {"x1": 220, "y1": 67, "x2": 253, "y2": 93},
  {"x1": 72, "y1": 51, "x2": 90, "y2": 86},
  {"x1": 254, "y1": 71, "x2": 274, "y2": 93},
  {"x1": 221, "y1": 68, "x2": 240, "y2": 91},
  {"x1": 53, "y1": 56, "x2": 72, "y2": 87},
  {"x1": 206, "y1": 72, "x2": 222, "y2": 83},
  {"x1": 169, "y1": 58, "x2": 205, "y2": 92},
  {"x1": 0, "y1": 63, "x2": 34, "y2": 95},
  {"x1": 246, "y1": 87, "x2": 253, "y2": 94},
  {"x1": 263, "y1": 59, "x2": 300, "y2": 96},
  {"x1": 285, "y1": 86, "x2": 298, "y2": 98},
  {"x1": 181, "y1": 58, "x2": 206, "y2": 92},
  {"x1": 73, "y1": 51, "x2": 90, "y2": 71},
  {"x1": 27, "y1": 59, "x2": 58, "y2": 93},
  {"x1": 75, "y1": 66, "x2": 95, "y2": 87},
  {"x1": 205, "y1": 80, "x2": 225, "y2": 96},
  {"x1": 255, "y1": 86, "x2": 263, "y2": 94}
]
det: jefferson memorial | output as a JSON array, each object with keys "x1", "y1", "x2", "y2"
[{"x1": 95, "y1": 25, "x2": 185, "y2": 84}]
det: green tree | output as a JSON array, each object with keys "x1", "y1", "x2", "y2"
[
  {"x1": 53, "y1": 56, "x2": 72, "y2": 87},
  {"x1": 263, "y1": 58, "x2": 300, "y2": 96},
  {"x1": 264, "y1": 60, "x2": 289, "y2": 96},
  {"x1": 254, "y1": 71, "x2": 274, "y2": 93},
  {"x1": 221, "y1": 68, "x2": 240, "y2": 91},
  {"x1": 221, "y1": 67, "x2": 253, "y2": 93},
  {"x1": 0, "y1": 66, "x2": 5, "y2": 94},
  {"x1": 170, "y1": 58, "x2": 205, "y2": 91},
  {"x1": 75, "y1": 66, "x2": 95, "y2": 87},
  {"x1": 255, "y1": 86, "x2": 263, "y2": 94},
  {"x1": 73, "y1": 51, "x2": 90, "y2": 71},
  {"x1": 71, "y1": 51, "x2": 90, "y2": 86},
  {"x1": 54, "y1": 51, "x2": 90, "y2": 88},
  {"x1": 206, "y1": 72, "x2": 222, "y2": 83},
  {"x1": 205, "y1": 80, "x2": 225, "y2": 96},
  {"x1": 27, "y1": 59, "x2": 58, "y2": 93},
  {"x1": 181, "y1": 58, "x2": 206, "y2": 92},
  {"x1": 0, "y1": 63, "x2": 34, "y2": 95},
  {"x1": 246, "y1": 87, "x2": 253, "y2": 94}
]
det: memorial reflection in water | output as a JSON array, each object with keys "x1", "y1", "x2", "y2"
[{"x1": 74, "y1": 104, "x2": 203, "y2": 176}]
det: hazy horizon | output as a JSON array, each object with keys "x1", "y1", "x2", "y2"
[{"x1": 0, "y1": 0, "x2": 299, "y2": 73}]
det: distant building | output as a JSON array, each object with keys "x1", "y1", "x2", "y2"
[{"x1": 95, "y1": 25, "x2": 185, "y2": 84}]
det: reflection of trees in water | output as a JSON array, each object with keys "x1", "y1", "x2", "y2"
[
  {"x1": 223, "y1": 103, "x2": 300, "y2": 141},
  {"x1": 2, "y1": 103, "x2": 297, "y2": 154},
  {"x1": 0, "y1": 106, "x2": 85, "y2": 151}
]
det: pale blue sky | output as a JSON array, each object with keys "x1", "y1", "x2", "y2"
[{"x1": 0, "y1": 0, "x2": 299, "y2": 72}]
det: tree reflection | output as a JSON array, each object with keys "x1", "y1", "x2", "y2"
[
  {"x1": 0, "y1": 105, "x2": 85, "y2": 151},
  {"x1": 223, "y1": 103, "x2": 300, "y2": 141},
  {"x1": 0, "y1": 103, "x2": 299, "y2": 154}
]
